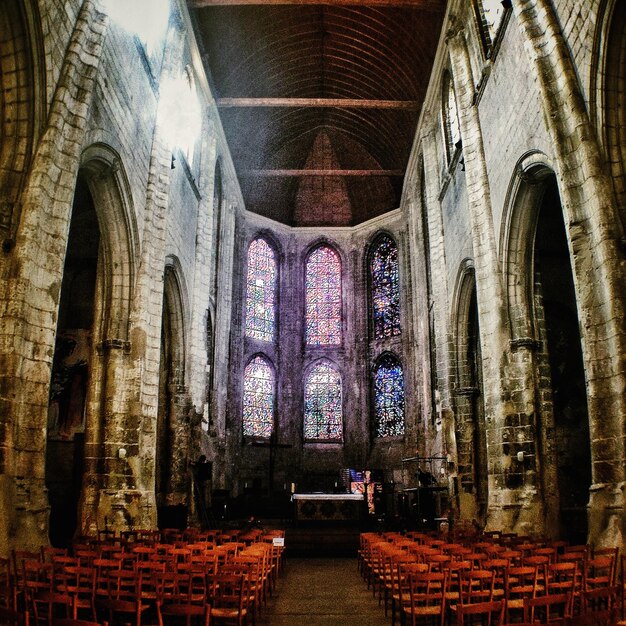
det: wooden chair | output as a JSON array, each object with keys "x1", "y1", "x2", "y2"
[
  {"x1": 401, "y1": 571, "x2": 447, "y2": 626},
  {"x1": 94, "y1": 569, "x2": 147, "y2": 626},
  {"x1": 394, "y1": 563, "x2": 429, "y2": 626},
  {"x1": 206, "y1": 574, "x2": 248, "y2": 626},
  {"x1": 156, "y1": 572, "x2": 209, "y2": 626},
  {"x1": 571, "y1": 585, "x2": 618, "y2": 626},
  {"x1": 523, "y1": 592, "x2": 572, "y2": 624},
  {"x1": 505, "y1": 565, "x2": 538, "y2": 624}
]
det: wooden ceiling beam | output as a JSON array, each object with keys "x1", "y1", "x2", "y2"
[
  {"x1": 218, "y1": 97, "x2": 420, "y2": 110},
  {"x1": 243, "y1": 168, "x2": 404, "y2": 176},
  {"x1": 191, "y1": 0, "x2": 443, "y2": 10}
]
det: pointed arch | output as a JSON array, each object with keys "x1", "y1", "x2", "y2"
[
  {"x1": 368, "y1": 232, "x2": 401, "y2": 340},
  {"x1": 79, "y1": 142, "x2": 139, "y2": 343},
  {"x1": 372, "y1": 352, "x2": 405, "y2": 438},
  {"x1": 305, "y1": 243, "x2": 342, "y2": 346},
  {"x1": 304, "y1": 360, "x2": 343, "y2": 442},
  {"x1": 244, "y1": 235, "x2": 278, "y2": 342},
  {"x1": 242, "y1": 354, "x2": 276, "y2": 438}
]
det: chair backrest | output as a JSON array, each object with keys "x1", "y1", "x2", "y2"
[
  {"x1": 524, "y1": 592, "x2": 572, "y2": 624},
  {"x1": 207, "y1": 574, "x2": 246, "y2": 611},
  {"x1": 455, "y1": 599, "x2": 504, "y2": 626}
]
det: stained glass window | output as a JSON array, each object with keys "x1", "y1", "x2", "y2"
[
  {"x1": 245, "y1": 238, "x2": 277, "y2": 342},
  {"x1": 242, "y1": 355, "x2": 274, "y2": 438},
  {"x1": 373, "y1": 354, "x2": 405, "y2": 437},
  {"x1": 305, "y1": 245, "x2": 342, "y2": 345},
  {"x1": 304, "y1": 362, "x2": 343, "y2": 441},
  {"x1": 370, "y1": 235, "x2": 401, "y2": 339}
]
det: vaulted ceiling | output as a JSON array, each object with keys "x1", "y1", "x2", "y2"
[{"x1": 189, "y1": 0, "x2": 446, "y2": 226}]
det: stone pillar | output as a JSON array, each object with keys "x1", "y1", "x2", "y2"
[
  {"x1": 0, "y1": 0, "x2": 108, "y2": 553},
  {"x1": 189, "y1": 120, "x2": 217, "y2": 432},
  {"x1": 513, "y1": 0, "x2": 626, "y2": 548},
  {"x1": 446, "y1": 21, "x2": 544, "y2": 533},
  {"x1": 85, "y1": 15, "x2": 186, "y2": 534}
]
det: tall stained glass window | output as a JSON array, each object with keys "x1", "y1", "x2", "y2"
[
  {"x1": 370, "y1": 235, "x2": 401, "y2": 339},
  {"x1": 242, "y1": 355, "x2": 274, "y2": 438},
  {"x1": 304, "y1": 362, "x2": 343, "y2": 441},
  {"x1": 305, "y1": 245, "x2": 342, "y2": 345},
  {"x1": 245, "y1": 238, "x2": 277, "y2": 342},
  {"x1": 373, "y1": 354, "x2": 405, "y2": 437}
]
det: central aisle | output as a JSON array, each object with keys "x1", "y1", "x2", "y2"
[{"x1": 259, "y1": 557, "x2": 389, "y2": 626}]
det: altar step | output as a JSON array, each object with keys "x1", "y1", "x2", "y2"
[{"x1": 284, "y1": 526, "x2": 360, "y2": 556}]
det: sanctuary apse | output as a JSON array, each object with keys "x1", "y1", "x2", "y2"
[{"x1": 0, "y1": 0, "x2": 625, "y2": 555}]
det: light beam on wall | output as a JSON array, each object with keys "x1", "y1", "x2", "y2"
[{"x1": 158, "y1": 72, "x2": 202, "y2": 161}]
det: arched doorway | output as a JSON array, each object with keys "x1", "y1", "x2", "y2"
[
  {"x1": 534, "y1": 176, "x2": 591, "y2": 542},
  {"x1": 156, "y1": 263, "x2": 189, "y2": 530},
  {"x1": 455, "y1": 266, "x2": 488, "y2": 526},
  {"x1": 46, "y1": 176, "x2": 99, "y2": 547}
]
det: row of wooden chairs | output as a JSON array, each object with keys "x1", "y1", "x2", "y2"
[
  {"x1": 1, "y1": 531, "x2": 285, "y2": 626},
  {"x1": 360, "y1": 531, "x2": 621, "y2": 625}
]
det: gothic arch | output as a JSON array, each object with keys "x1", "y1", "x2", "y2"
[
  {"x1": 452, "y1": 259, "x2": 488, "y2": 525},
  {"x1": 592, "y1": 0, "x2": 626, "y2": 224},
  {"x1": 156, "y1": 257, "x2": 190, "y2": 519},
  {"x1": 79, "y1": 142, "x2": 139, "y2": 344},
  {"x1": 163, "y1": 256, "x2": 189, "y2": 384},
  {"x1": 500, "y1": 151, "x2": 554, "y2": 341}
]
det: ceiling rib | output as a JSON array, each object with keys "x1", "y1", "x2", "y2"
[
  {"x1": 217, "y1": 97, "x2": 420, "y2": 109},
  {"x1": 243, "y1": 168, "x2": 404, "y2": 176},
  {"x1": 191, "y1": 0, "x2": 444, "y2": 10}
]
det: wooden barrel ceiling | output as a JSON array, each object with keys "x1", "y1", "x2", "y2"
[{"x1": 189, "y1": 0, "x2": 447, "y2": 226}]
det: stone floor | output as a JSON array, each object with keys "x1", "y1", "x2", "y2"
[{"x1": 258, "y1": 557, "x2": 389, "y2": 626}]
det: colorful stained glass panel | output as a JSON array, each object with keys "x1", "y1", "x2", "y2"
[
  {"x1": 242, "y1": 355, "x2": 274, "y2": 438},
  {"x1": 304, "y1": 362, "x2": 343, "y2": 441},
  {"x1": 371, "y1": 235, "x2": 401, "y2": 339},
  {"x1": 245, "y1": 238, "x2": 276, "y2": 342},
  {"x1": 374, "y1": 354, "x2": 405, "y2": 437},
  {"x1": 305, "y1": 246, "x2": 342, "y2": 345}
]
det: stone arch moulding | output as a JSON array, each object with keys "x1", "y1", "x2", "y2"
[
  {"x1": 590, "y1": 0, "x2": 618, "y2": 152},
  {"x1": 451, "y1": 258, "x2": 476, "y2": 390},
  {"x1": 500, "y1": 150, "x2": 555, "y2": 344},
  {"x1": 0, "y1": 0, "x2": 46, "y2": 237},
  {"x1": 164, "y1": 254, "x2": 190, "y2": 389},
  {"x1": 79, "y1": 142, "x2": 139, "y2": 345}
]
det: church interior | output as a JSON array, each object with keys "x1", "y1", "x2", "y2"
[{"x1": 1, "y1": 0, "x2": 626, "y2": 603}]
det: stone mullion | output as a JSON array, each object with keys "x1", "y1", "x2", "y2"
[
  {"x1": 421, "y1": 128, "x2": 463, "y2": 515},
  {"x1": 189, "y1": 120, "x2": 217, "y2": 431},
  {"x1": 0, "y1": 0, "x2": 107, "y2": 551},
  {"x1": 513, "y1": 0, "x2": 626, "y2": 546},
  {"x1": 421, "y1": 130, "x2": 453, "y2": 434},
  {"x1": 211, "y1": 196, "x2": 237, "y2": 447},
  {"x1": 447, "y1": 27, "x2": 544, "y2": 531},
  {"x1": 91, "y1": 20, "x2": 185, "y2": 534}
]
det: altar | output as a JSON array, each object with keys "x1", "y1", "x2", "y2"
[{"x1": 292, "y1": 493, "x2": 365, "y2": 522}]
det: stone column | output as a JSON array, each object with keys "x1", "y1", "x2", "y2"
[
  {"x1": 446, "y1": 21, "x2": 544, "y2": 533},
  {"x1": 513, "y1": 0, "x2": 626, "y2": 547},
  {"x1": 0, "y1": 0, "x2": 108, "y2": 553},
  {"x1": 189, "y1": 120, "x2": 217, "y2": 432},
  {"x1": 85, "y1": 15, "x2": 186, "y2": 534}
]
